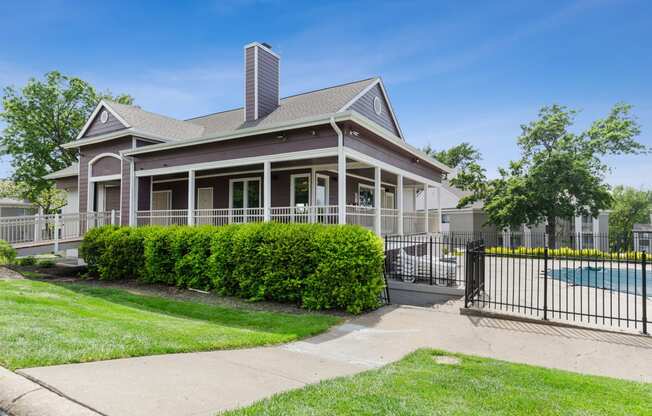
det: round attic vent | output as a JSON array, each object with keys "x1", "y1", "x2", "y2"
[
  {"x1": 373, "y1": 96, "x2": 382, "y2": 115},
  {"x1": 100, "y1": 110, "x2": 109, "y2": 123}
]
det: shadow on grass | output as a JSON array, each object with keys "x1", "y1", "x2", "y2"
[{"x1": 48, "y1": 281, "x2": 341, "y2": 337}]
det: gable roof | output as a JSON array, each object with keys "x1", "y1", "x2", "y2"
[
  {"x1": 187, "y1": 78, "x2": 378, "y2": 138},
  {"x1": 44, "y1": 162, "x2": 79, "y2": 180}
]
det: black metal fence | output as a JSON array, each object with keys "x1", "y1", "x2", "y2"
[
  {"x1": 465, "y1": 240, "x2": 650, "y2": 334},
  {"x1": 384, "y1": 234, "x2": 467, "y2": 287}
]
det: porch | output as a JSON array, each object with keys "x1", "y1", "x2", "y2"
[{"x1": 132, "y1": 156, "x2": 442, "y2": 236}]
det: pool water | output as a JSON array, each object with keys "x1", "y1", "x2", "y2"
[{"x1": 549, "y1": 267, "x2": 651, "y2": 297}]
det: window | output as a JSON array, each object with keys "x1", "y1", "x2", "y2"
[
  {"x1": 373, "y1": 96, "x2": 382, "y2": 115},
  {"x1": 442, "y1": 214, "x2": 450, "y2": 224},
  {"x1": 100, "y1": 110, "x2": 109, "y2": 123},
  {"x1": 358, "y1": 184, "x2": 374, "y2": 207},
  {"x1": 230, "y1": 178, "x2": 261, "y2": 209},
  {"x1": 315, "y1": 175, "x2": 329, "y2": 206},
  {"x1": 291, "y1": 174, "x2": 311, "y2": 207}
]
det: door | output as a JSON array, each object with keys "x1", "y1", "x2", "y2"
[
  {"x1": 196, "y1": 188, "x2": 213, "y2": 224},
  {"x1": 104, "y1": 186, "x2": 121, "y2": 212},
  {"x1": 151, "y1": 190, "x2": 172, "y2": 225},
  {"x1": 291, "y1": 174, "x2": 311, "y2": 222},
  {"x1": 315, "y1": 175, "x2": 330, "y2": 223},
  {"x1": 230, "y1": 178, "x2": 261, "y2": 223}
]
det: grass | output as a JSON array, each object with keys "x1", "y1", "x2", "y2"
[
  {"x1": 223, "y1": 349, "x2": 652, "y2": 416},
  {"x1": 0, "y1": 279, "x2": 340, "y2": 370}
]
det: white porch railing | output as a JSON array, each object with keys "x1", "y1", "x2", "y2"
[
  {"x1": 136, "y1": 209, "x2": 189, "y2": 226},
  {"x1": 270, "y1": 206, "x2": 338, "y2": 225},
  {"x1": 135, "y1": 206, "x2": 413, "y2": 235},
  {"x1": 403, "y1": 211, "x2": 426, "y2": 235},
  {"x1": 0, "y1": 211, "x2": 118, "y2": 246}
]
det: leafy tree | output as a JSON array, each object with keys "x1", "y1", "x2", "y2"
[
  {"x1": 609, "y1": 186, "x2": 652, "y2": 246},
  {"x1": 0, "y1": 71, "x2": 133, "y2": 213},
  {"x1": 0, "y1": 180, "x2": 67, "y2": 213},
  {"x1": 422, "y1": 142, "x2": 486, "y2": 188},
  {"x1": 423, "y1": 142, "x2": 481, "y2": 171},
  {"x1": 455, "y1": 103, "x2": 647, "y2": 247}
]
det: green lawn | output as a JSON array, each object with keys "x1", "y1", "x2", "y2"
[
  {"x1": 224, "y1": 349, "x2": 652, "y2": 416},
  {"x1": 0, "y1": 279, "x2": 340, "y2": 370}
]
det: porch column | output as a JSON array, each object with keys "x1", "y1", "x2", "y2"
[
  {"x1": 397, "y1": 175, "x2": 404, "y2": 235},
  {"x1": 374, "y1": 166, "x2": 381, "y2": 235},
  {"x1": 187, "y1": 170, "x2": 196, "y2": 226},
  {"x1": 129, "y1": 159, "x2": 137, "y2": 226},
  {"x1": 338, "y1": 151, "x2": 346, "y2": 224},
  {"x1": 437, "y1": 186, "x2": 442, "y2": 234},
  {"x1": 263, "y1": 161, "x2": 271, "y2": 221},
  {"x1": 424, "y1": 183, "x2": 429, "y2": 234},
  {"x1": 574, "y1": 215, "x2": 583, "y2": 249},
  {"x1": 592, "y1": 216, "x2": 600, "y2": 250}
]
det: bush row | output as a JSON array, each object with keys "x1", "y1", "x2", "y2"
[
  {"x1": 80, "y1": 223, "x2": 385, "y2": 313},
  {"x1": 486, "y1": 245, "x2": 647, "y2": 260}
]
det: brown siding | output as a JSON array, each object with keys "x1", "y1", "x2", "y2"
[
  {"x1": 256, "y1": 47, "x2": 279, "y2": 118},
  {"x1": 83, "y1": 106, "x2": 127, "y2": 138},
  {"x1": 133, "y1": 127, "x2": 337, "y2": 172},
  {"x1": 54, "y1": 176, "x2": 78, "y2": 191},
  {"x1": 348, "y1": 84, "x2": 400, "y2": 136},
  {"x1": 91, "y1": 156, "x2": 122, "y2": 177},
  {"x1": 343, "y1": 127, "x2": 443, "y2": 182},
  {"x1": 245, "y1": 46, "x2": 255, "y2": 121},
  {"x1": 78, "y1": 137, "x2": 132, "y2": 216}
]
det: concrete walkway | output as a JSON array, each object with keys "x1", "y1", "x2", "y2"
[{"x1": 15, "y1": 303, "x2": 652, "y2": 416}]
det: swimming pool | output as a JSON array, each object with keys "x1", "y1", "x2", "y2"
[{"x1": 549, "y1": 267, "x2": 651, "y2": 297}]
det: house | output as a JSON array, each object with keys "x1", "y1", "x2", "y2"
[
  {"x1": 416, "y1": 180, "x2": 610, "y2": 249},
  {"x1": 0, "y1": 197, "x2": 36, "y2": 217},
  {"x1": 633, "y1": 214, "x2": 652, "y2": 252},
  {"x1": 45, "y1": 42, "x2": 451, "y2": 236}
]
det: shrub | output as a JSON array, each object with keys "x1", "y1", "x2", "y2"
[
  {"x1": 79, "y1": 226, "x2": 118, "y2": 275},
  {"x1": 172, "y1": 225, "x2": 216, "y2": 290},
  {"x1": 37, "y1": 258, "x2": 56, "y2": 268},
  {"x1": 303, "y1": 226, "x2": 385, "y2": 314},
  {"x1": 16, "y1": 256, "x2": 36, "y2": 266},
  {"x1": 0, "y1": 240, "x2": 17, "y2": 265},
  {"x1": 142, "y1": 226, "x2": 179, "y2": 285},
  {"x1": 81, "y1": 223, "x2": 385, "y2": 313},
  {"x1": 97, "y1": 227, "x2": 148, "y2": 280}
]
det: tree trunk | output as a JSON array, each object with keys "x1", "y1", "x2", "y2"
[{"x1": 546, "y1": 216, "x2": 556, "y2": 249}]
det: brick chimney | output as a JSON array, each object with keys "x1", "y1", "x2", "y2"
[{"x1": 244, "y1": 42, "x2": 280, "y2": 121}]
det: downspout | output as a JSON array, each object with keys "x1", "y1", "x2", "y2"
[{"x1": 330, "y1": 116, "x2": 346, "y2": 224}]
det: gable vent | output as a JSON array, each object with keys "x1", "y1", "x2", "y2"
[{"x1": 244, "y1": 42, "x2": 280, "y2": 122}]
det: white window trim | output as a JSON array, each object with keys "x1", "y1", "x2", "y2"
[
  {"x1": 229, "y1": 177, "x2": 262, "y2": 209},
  {"x1": 196, "y1": 187, "x2": 214, "y2": 210},
  {"x1": 358, "y1": 183, "x2": 376, "y2": 208},
  {"x1": 290, "y1": 173, "x2": 311, "y2": 207},
  {"x1": 315, "y1": 174, "x2": 330, "y2": 206}
]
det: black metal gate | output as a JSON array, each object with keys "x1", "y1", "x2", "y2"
[{"x1": 464, "y1": 240, "x2": 485, "y2": 307}]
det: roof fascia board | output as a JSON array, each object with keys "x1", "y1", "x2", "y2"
[
  {"x1": 337, "y1": 78, "x2": 405, "y2": 141},
  {"x1": 63, "y1": 129, "x2": 174, "y2": 149},
  {"x1": 75, "y1": 100, "x2": 131, "y2": 140}
]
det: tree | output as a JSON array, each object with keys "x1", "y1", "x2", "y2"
[
  {"x1": 609, "y1": 186, "x2": 652, "y2": 246},
  {"x1": 0, "y1": 71, "x2": 132, "y2": 213},
  {"x1": 423, "y1": 142, "x2": 482, "y2": 172},
  {"x1": 455, "y1": 103, "x2": 647, "y2": 247},
  {"x1": 0, "y1": 180, "x2": 68, "y2": 214}
]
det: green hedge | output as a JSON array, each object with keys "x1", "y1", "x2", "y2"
[{"x1": 80, "y1": 223, "x2": 385, "y2": 313}]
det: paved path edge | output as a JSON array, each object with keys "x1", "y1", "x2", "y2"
[{"x1": 0, "y1": 366, "x2": 100, "y2": 416}]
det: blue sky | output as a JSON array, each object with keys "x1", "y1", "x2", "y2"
[{"x1": 0, "y1": 0, "x2": 650, "y2": 188}]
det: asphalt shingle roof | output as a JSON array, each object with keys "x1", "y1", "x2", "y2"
[
  {"x1": 104, "y1": 78, "x2": 378, "y2": 141},
  {"x1": 44, "y1": 162, "x2": 79, "y2": 179}
]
